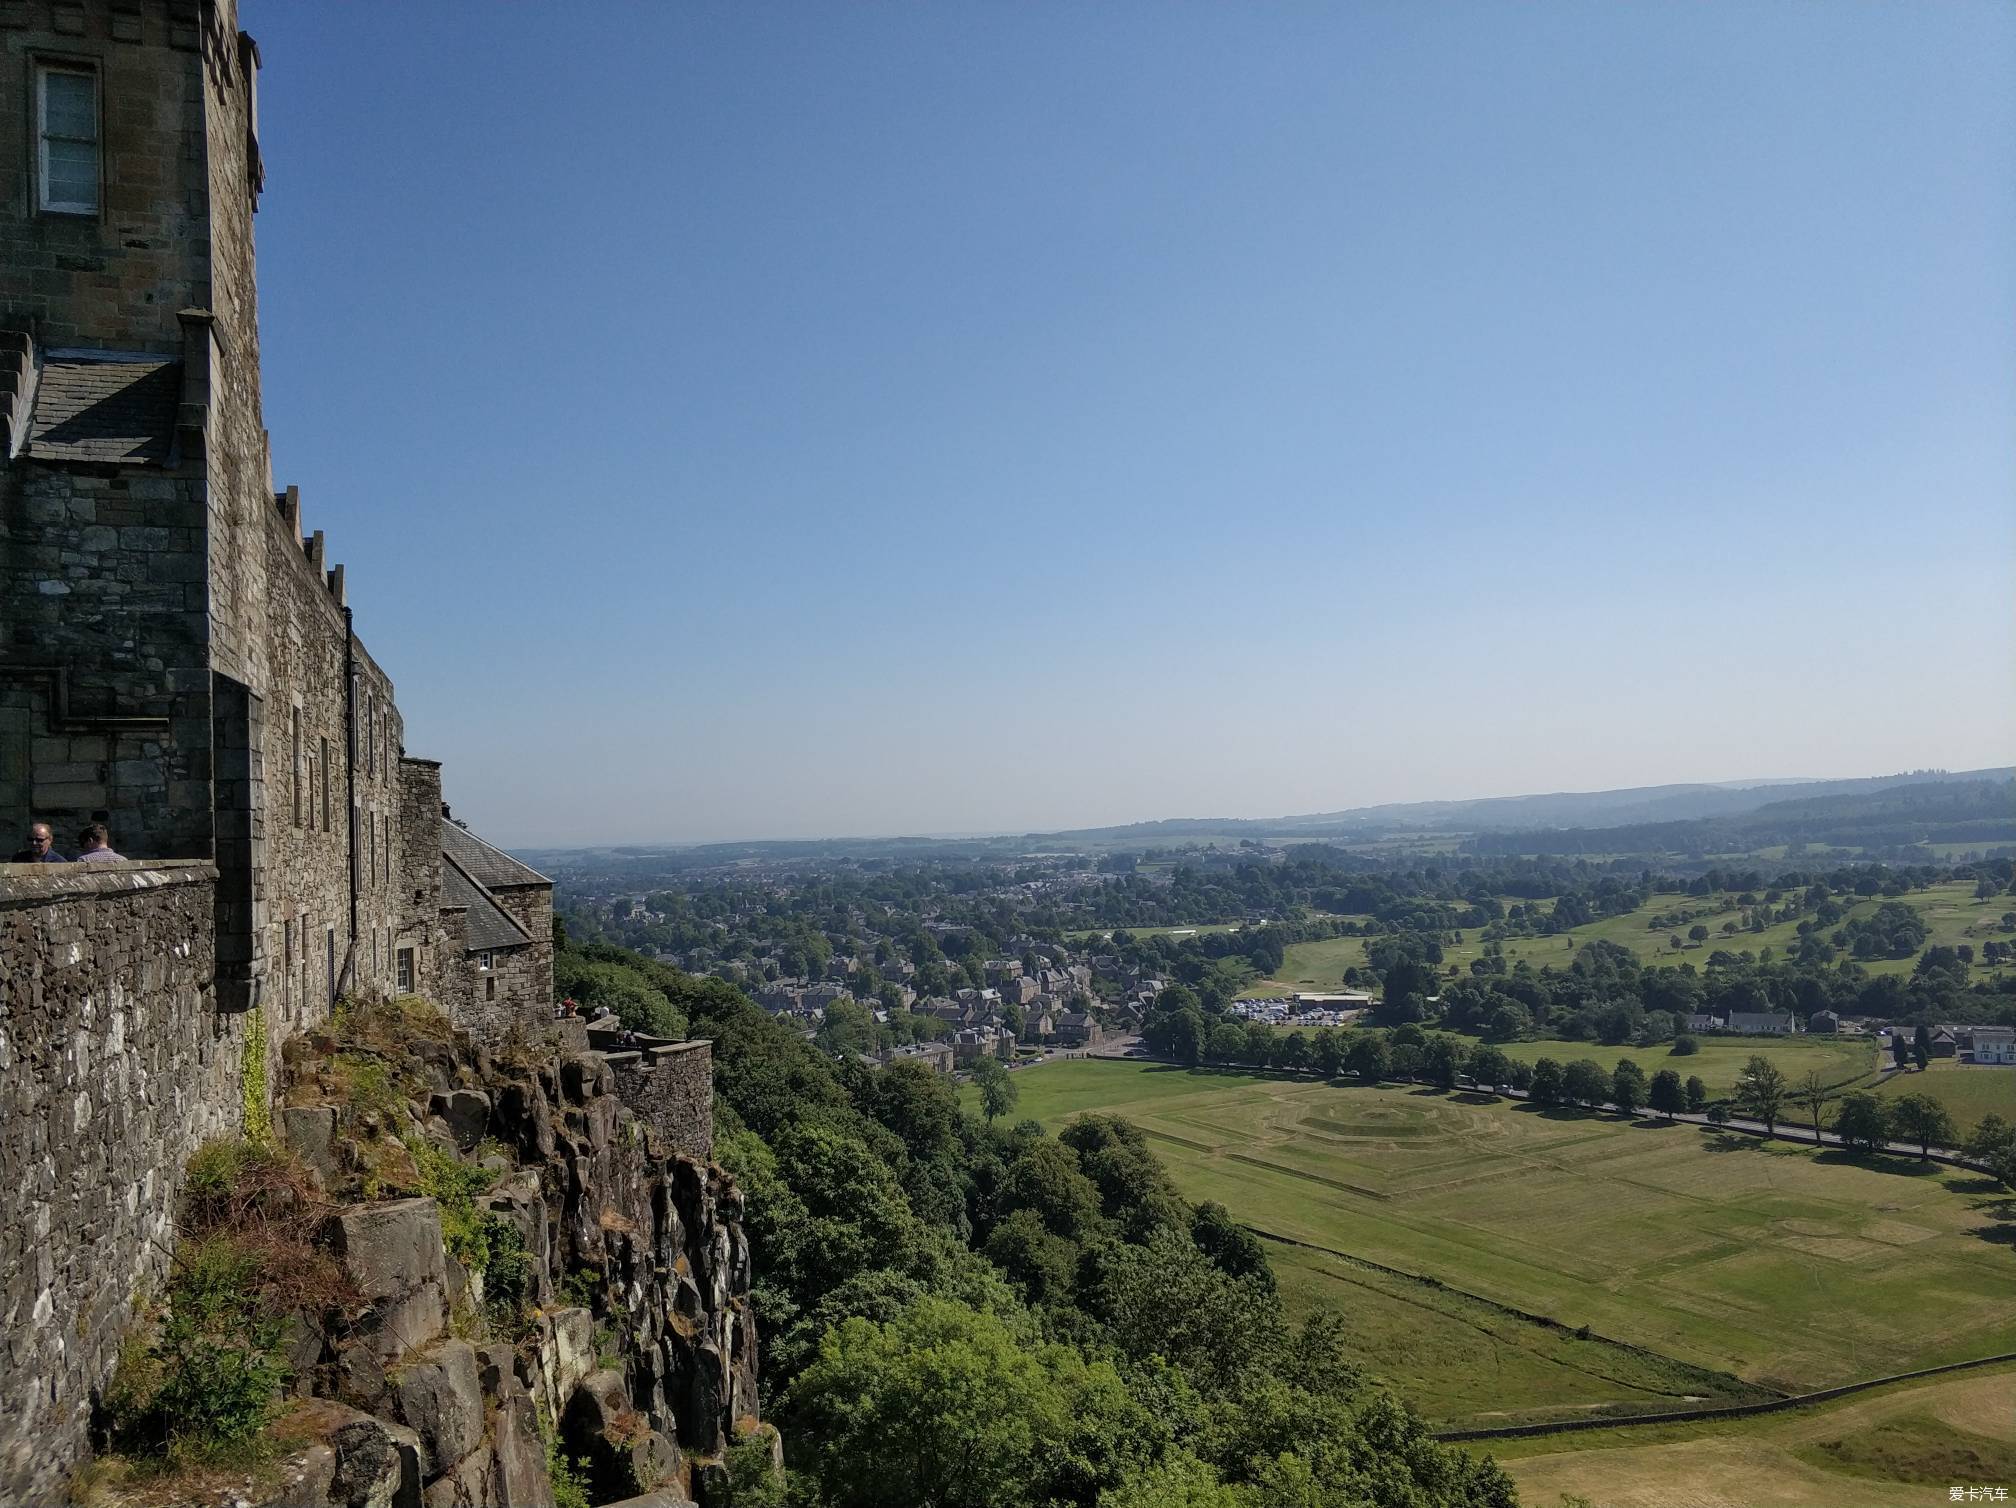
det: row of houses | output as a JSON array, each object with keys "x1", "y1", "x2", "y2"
[
  {"x1": 1921, "y1": 1024, "x2": 2016, "y2": 1064},
  {"x1": 1683, "y1": 1010, "x2": 1802, "y2": 1035}
]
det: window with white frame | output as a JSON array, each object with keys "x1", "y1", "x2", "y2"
[
  {"x1": 38, "y1": 65, "x2": 100, "y2": 214},
  {"x1": 396, "y1": 947, "x2": 414, "y2": 993},
  {"x1": 476, "y1": 951, "x2": 494, "y2": 972}
]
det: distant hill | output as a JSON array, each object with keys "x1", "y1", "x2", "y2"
[
  {"x1": 1027, "y1": 768, "x2": 2014, "y2": 847},
  {"x1": 524, "y1": 767, "x2": 2013, "y2": 867},
  {"x1": 1460, "y1": 776, "x2": 2016, "y2": 858}
]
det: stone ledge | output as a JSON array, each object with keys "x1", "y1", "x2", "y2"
[{"x1": 0, "y1": 858, "x2": 218, "y2": 907}]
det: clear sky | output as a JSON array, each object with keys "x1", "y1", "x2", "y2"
[{"x1": 246, "y1": 2, "x2": 2016, "y2": 847}]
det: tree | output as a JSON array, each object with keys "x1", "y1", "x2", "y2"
[
  {"x1": 1312, "y1": 1028, "x2": 1345, "y2": 1081},
  {"x1": 1610, "y1": 1059, "x2": 1647, "y2": 1118},
  {"x1": 1468, "y1": 1046, "x2": 1512, "y2": 1093},
  {"x1": 1684, "y1": 1075, "x2": 1708, "y2": 1114},
  {"x1": 1963, "y1": 1112, "x2": 2013, "y2": 1166},
  {"x1": 1345, "y1": 1032, "x2": 1390, "y2": 1085},
  {"x1": 1688, "y1": 924, "x2": 1710, "y2": 944},
  {"x1": 1796, "y1": 1069, "x2": 1829, "y2": 1144},
  {"x1": 1379, "y1": 954, "x2": 1436, "y2": 1022},
  {"x1": 971, "y1": 1057, "x2": 1018, "y2": 1125},
  {"x1": 1190, "y1": 1202, "x2": 1271, "y2": 1287},
  {"x1": 1734, "y1": 1056, "x2": 1788, "y2": 1134},
  {"x1": 1563, "y1": 1059, "x2": 1611, "y2": 1109},
  {"x1": 981, "y1": 1208, "x2": 1077, "y2": 1305},
  {"x1": 1244, "y1": 1022, "x2": 1277, "y2": 1067},
  {"x1": 1833, "y1": 1092, "x2": 1889, "y2": 1154},
  {"x1": 1890, "y1": 1031, "x2": 1908, "y2": 1070},
  {"x1": 1275, "y1": 1031, "x2": 1312, "y2": 1075},
  {"x1": 1648, "y1": 1068, "x2": 1685, "y2": 1120},
  {"x1": 784, "y1": 1297, "x2": 1147, "y2": 1508},
  {"x1": 1888, "y1": 1093, "x2": 1956, "y2": 1160},
  {"x1": 1422, "y1": 1035, "x2": 1466, "y2": 1089},
  {"x1": 1529, "y1": 1057, "x2": 1565, "y2": 1106},
  {"x1": 1912, "y1": 1023, "x2": 1931, "y2": 1072},
  {"x1": 1670, "y1": 1034, "x2": 1700, "y2": 1057}
]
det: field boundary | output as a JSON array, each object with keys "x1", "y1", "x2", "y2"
[
  {"x1": 1246, "y1": 1227, "x2": 1773, "y2": 1409},
  {"x1": 1430, "y1": 1350, "x2": 2016, "y2": 1442},
  {"x1": 1096, "y1": 1054, "x2": 1983, "y2": 1167}
]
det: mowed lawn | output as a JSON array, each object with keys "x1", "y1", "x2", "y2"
[
  {"x1": 1492, "y1": 1362, "x2": 2016, "y2": 1508},
  {"x1": 1469, "y1": 1032, "x2": 1876, "y2": 1100},
  {"x1": 995, "y1": 1060, "x2": 2016, "y2": 1423},
  {"x1": 1866, "y1": 1059, "x2": 2016, "y2": 1140},
  {"x1": 1183, "y1": 1027, "x2": 1875, "y2": 1102}
]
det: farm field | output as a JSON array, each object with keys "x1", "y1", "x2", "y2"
[
  {"x1": 989, "y1": 1060, "x2": 2016, "y2": 1428},
  {"x1": 1492, "y1": 1361, "x2": 2016, "y2": 1508},
  {"x1": 1865, "y1": 1059, "x2": 2016, "y2": 1140},
  {"x1": 1248, "y1": 880, "x2": 2015, "y2": 997}
]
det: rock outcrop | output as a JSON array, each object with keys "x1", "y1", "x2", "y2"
[{"x1": 194, "y1": 1007, "x2": 764, "y2": 1508}]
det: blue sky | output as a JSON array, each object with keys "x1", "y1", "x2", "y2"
[{"x1": 247, "y1": 3, "x2": 2015, "y2": 847}]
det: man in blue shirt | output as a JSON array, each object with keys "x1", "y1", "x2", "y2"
[{"x1": 10, "y1": 822, "x2": 67, "y2": 862}]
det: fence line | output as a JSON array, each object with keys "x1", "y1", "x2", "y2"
[{"x1": 1431, "y1": 1351, "x2": 2016, "y2": 1442}]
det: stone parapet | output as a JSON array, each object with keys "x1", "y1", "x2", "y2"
[
  {"x1": 0, "y1": 855, "x2": 246, "y2": 1503},
  {"x1": 594, "y1": 1036, "x2": 715, "y2": 1164}
]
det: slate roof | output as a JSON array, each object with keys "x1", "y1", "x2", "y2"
[
  {"x1": 439, "y1": 854, "x2": 533, "y2": 953},
  {"x1": 441, "y1": 822, "x2": 550, "y2": 889},
  {"x1": 25, "y1": 352, "x2": 181, "y2": 465}
]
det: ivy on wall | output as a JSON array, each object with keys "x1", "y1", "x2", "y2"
[{"x1": 239, "y1": 1004, "x2": 270, "y2": 1144}]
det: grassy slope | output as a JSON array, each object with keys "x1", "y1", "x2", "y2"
[
  {"x1": 1248, "y1": 881, "x2": 2014, "y2": 997},
  {"x1": 1492, "y1": 1363, "x2": 2016, "y2": 1508},
  {"x1": 984, "y1": 1061, "x2": 2016, "y2": 1424}
]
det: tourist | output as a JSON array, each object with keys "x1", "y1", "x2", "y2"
[
  {"x1": 10, "y1": 822, "x2": 67, "y2": 862},
  {"x1": 73, "y1": 823, "x2": 126, "y2": 864}
]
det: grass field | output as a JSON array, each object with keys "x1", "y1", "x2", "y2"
[
  {"x1": 989, "y1": 1061, "x2": 2016, "y2": 1428},
  {"x1": 1492, "y1": 1362, "x2": 2016, "y2": 1508},
  {"x1": 1866, "y1": 1060, "x2": 2016, "y2": 1140},
  {"x1": 1247, "y1": 881, "x2": 2015, "y2": 997},
  {"x1": 1235, "y1": 1026, "x2": 1874, "y2": 1102},
  {"x1": 1458, "y1": 1032, "x2": 1877, "y2": 1101}
]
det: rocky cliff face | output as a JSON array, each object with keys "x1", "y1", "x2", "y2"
[{"x1": 188, "y1": 1005, "x2": 764, "y2": 1508}]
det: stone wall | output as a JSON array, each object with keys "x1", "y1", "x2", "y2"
[
  {"x1": 0, "y1": 465, "x2": 215, "y2": 859},
  {"x1": 604, "y1": 1040, "x2": 716, "y2": 1163},
  {"x1": 0, "y1": 859, "x2": 245, "y2": 1504},
  {"x1": 0, "y1": 0, "x2": 212, "y2": 354},
  {"x1": 258, "y1": 489, "x2": 406, "y2": 1034}
]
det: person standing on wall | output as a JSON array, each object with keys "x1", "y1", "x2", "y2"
[
  {"x1": 10, "y1": 822, "x2": 67, "y2": 862},
  {"x1": 72, "y1": 824, "x2": 126, "y2": 864}
]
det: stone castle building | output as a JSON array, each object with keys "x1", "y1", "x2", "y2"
[
  {"x1": 0, "y1": 1, "x2": 568, "y2": 1490},
  {"x1": 1, "y1": 0, "x2": 551, "y2": 1030}
]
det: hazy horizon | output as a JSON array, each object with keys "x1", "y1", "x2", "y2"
[
  {"x1": 246, "y1": 3, "x2": 2015, "y2": 849},
  {"x1": 509, "y1": 759, "x2": 2009, "y2": 852}
]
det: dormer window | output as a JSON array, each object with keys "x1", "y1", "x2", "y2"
[{"x1": 38, "y1": 66, "x2": 100, "y2": 215}]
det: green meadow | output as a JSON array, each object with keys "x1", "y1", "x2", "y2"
[
  {"x1": 1247, "y1": 880, "x2": 2014, "y2": 997},
  {"x1": 984, "y1": 1060, "x2": 2016, "y2": 1431},
  {"x1": 1865, "y1": 1059, "x2": 2016, "y2": 1140}
]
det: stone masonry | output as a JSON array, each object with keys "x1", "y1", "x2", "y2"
[
  {"x1": 0, "y1": 861, "x2": 243, "y2": 1502},
  {"x1": 0, "y1": 4, "x2": 575, "y2": 1498}
]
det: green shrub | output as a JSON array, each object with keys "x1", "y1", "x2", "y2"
[
  {"x1": 482, "y1": 1217, "x2": 537, "y2": 1338},
  {"x1": 105, "y1": 1237, "x2": 286, "y2": 1462},
  {"x1": 401, "y1": 1134, "x2": 499, "y2": 1272}
]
